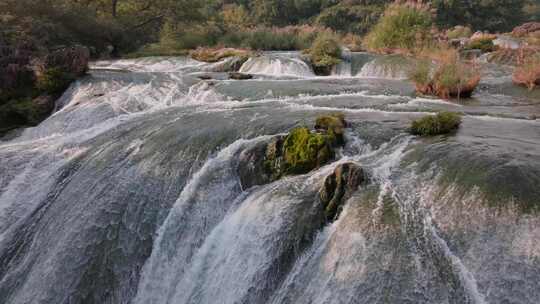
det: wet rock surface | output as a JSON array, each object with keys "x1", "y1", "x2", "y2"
[
  {"x1": 229, "y1": 72, "x2": 253, "y2": 80},
  {"x1": 238, "y1": 115, "x2": 349, "y2": 189},
  {"x1": 319, "y1": 162, "x2": 366, "y2": 222}
]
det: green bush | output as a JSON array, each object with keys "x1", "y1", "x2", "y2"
[
  {"x1": 465, "y1": 38, "x2": 497, "y2": 53},
  {"x1": 410, "y1": 112, "x2": 462, "y2": 136},
  {"x1": 363, "y1": 3, "x2": 433, "y2": 52},
  {"x1": 307, "y1": 34, "x2": 342, "y2": 75},
  {"x1": 242, "y1": 30, "x2": 299, "y2": 50}
]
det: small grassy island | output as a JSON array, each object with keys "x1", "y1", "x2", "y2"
[{"x1": 410, "y1": 112, "x2": 462, "y2": 136}]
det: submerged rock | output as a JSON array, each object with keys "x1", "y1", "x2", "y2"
[
  {"x1": 229, "y1": 72, "x2": 253, "y2": 80},
  {"x1": 319, "y1": 162, "x2": 366, "y2": 222}
]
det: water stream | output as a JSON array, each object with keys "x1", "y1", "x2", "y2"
[{"x1": 0, "y1": 52, "x2": 539, "y2": 304}]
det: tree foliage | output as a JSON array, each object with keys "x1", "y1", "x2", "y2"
[{"x1": 0, "y1": 0, "x2": 537, "y2": 57}]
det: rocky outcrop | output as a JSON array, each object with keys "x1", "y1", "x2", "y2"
[
  {"x1": 237, "y1": 114, "x2": 348, "y2": 189},
  {"x1": 512, "y1": 22, "x2": 540, "y2": 37},
  {"x1": 493, "y1": 36, "x2": 523, "y2": 50},
  {"x1": 319, "y1": 162, "x2": 366, "y2": 222}
]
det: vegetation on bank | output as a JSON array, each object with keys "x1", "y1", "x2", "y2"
[
  {"x1": 2, "y1": 0, "x2": 536, "y2": 59},
  {"x1": 446, "y1": 26, "x2": 472, "y2": 40},
  {"x1": 513, "y1": 53, "x2": 540, "y2": 90},
  {"x1": 0, "y1": 45, "x2": 89, "y2": 133},
  {"x1": 363, "y1": 2, "x2": 434, "y2": 54},
  {"x1": 410, "y1": 112, "x2": 462, "y2": 136}
]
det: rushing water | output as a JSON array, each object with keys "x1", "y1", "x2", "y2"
[{"x1": 1, "y1": 52, "x2": 539, "y2": 304}]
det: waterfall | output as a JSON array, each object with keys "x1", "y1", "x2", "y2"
[
  {"x1": 331, "y1": 48, "x2": 352, "y2": 77},
  {"x1": 1, "y1": 52, "x2": 540, "y2": 304},
  {"x1": 358, "y1": 55, "x2": 414, "y2": 79},
  {"x1": 239, "y1": 53, "x2": 315, "y2": 77}
]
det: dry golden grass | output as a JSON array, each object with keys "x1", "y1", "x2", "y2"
[
  {"x1": 409, "y1": 48, "x2": 481, "y2": 99},
  {"x1": 189, "y1": 47, "x2": 252, "y2": 63},
  {"x1": 513, "y1": 51, "x2": 540, "y2": 90}
]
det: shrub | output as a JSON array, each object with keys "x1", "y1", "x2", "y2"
[
  {"x1": 409, "y1": 49, "x2": 481, "y2": 99},
  {"x1": 35, "y1": 68, "x2": 75, "y2": 95},
  {"x1": 410, "y1": 112, "x2": 462, "y2": 136},
  {"x1": 158, "y1": 22, "x2": 223, "y2": 51},
  {"x1": 363, "y1": 2, "x2": 434, "y2": 53},
  {"x1": 513, "y1": 53, "x2": 540, "y2": 90},
  {"x1": 241, "y1": 29, "x2": 299, "y2": 50},
  {"x1": 465, "y1": 38, "x2": 497, "y2": 53},
  {"x1": 307, "y1": 34, "x2": 342, "y2": 75},
  {"x1": 446, "y1": 26, "x2": 473, "y2": 39}
]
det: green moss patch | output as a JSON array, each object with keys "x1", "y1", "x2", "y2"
[
  {"x1": 410, "y1": 112, "x2": 462, "y2": 136},
  {"x1": 282, "y1": 127, "x2": 334, "y2": 175}
]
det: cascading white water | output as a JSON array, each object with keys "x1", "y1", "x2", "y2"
[
  {"x1": 358, "y1": 55, "x2": 413, "y2": 79},
  {"x1": 332, "y1": 48, "x2": 353, "y2": 77},
  {"x1": 239, "y1": 53, "x2": 315, "y2": 77},
  {"x1": 1, "y1": 52, "x2": 540, "y2": 304}
]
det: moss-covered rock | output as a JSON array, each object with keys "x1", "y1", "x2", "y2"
[
  {"x1": 319, "y1": 162, "x2": 366, "y2": 222},
  {"x1": 0, "y1": 95, "x2": 55, "y2": 133},
  {"x1": 282, "y1": 127, "x2": 334, "y2": 175},
  {"x1": 410, "y1": 112, "x2": 462, "y2": 136},
  {"x1": 237, "y1": 114, "x2": 349, "y2": 189}
]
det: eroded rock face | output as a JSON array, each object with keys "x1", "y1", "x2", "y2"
[
  {"x1": 238, "y1": 137, "x2": 285, "y2": 189},
  {"x1": 34, "y1": 46, "x2": 90, "y2": 80},
  {"x1": 319, "y1": 162, "x2": 366, "y2": 222}
]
